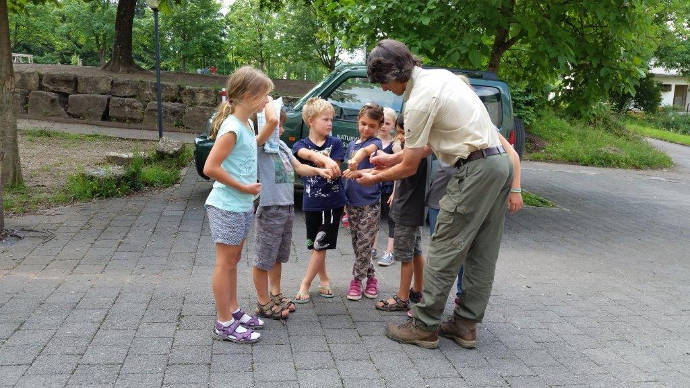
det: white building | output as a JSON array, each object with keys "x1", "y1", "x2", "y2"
[{"x1": 651, "y1": 66, "x2": 690, "y2": 111}]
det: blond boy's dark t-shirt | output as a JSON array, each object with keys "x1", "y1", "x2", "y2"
[{"x1": 292, "y1": 136, "x2": 347, "y2": 211}]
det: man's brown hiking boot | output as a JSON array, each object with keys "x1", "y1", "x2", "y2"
[
  {"x1": 440, "y1": 315, "x2": 477, "y2": 349},
  {"x1": 385, "y1": 318, "x2": 439, "y2": 349}
]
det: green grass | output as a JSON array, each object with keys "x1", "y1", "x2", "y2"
[
  {"x1": 4, "y1": 141, "x2": 193, "y2": 215},
  {"x1": 625, "y1": 121, "x2": 690, "y2": 146},
  {"x1": 522, "y1": 190, "x2": 555, "y2": 208},
  {"x1": 23, "y1": 128, "x2": 111, "y2": 142},
  {"x1": 525, "y1": 111, "x2": 672, "y2": 169}
]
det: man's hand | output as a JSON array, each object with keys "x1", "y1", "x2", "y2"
[
  {"x1": 343, "y1": 169, "x2": 363, "y2": 180},
  {"x1": 243, "y1": 182, "x2": 262, "y2": 195},
  {"x1": 370, "y1": 151, "x2": 396, "y2": 169},
  {"x1": 507, "y1": 192, "x2": 523, "y2": 214},
  {"x1": 356, "y1": 172, "x2": 378, "y2": 186}
]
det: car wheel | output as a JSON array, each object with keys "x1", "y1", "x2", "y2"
[{"x1": 513, "y1": 118, "x2": 525, "y2": 160}]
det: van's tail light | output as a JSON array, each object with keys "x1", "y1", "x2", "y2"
[{"x1": 508, "y1": 129, "x2": 516, "y2": 145}]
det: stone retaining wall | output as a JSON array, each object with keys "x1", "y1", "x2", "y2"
[{"x1": 13, "y1": 70, "x2": 224, "y2": 133}]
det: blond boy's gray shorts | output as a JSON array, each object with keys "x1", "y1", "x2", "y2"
[{"x1": 254, "y1": 205, "x2": 294, "y2": 270}]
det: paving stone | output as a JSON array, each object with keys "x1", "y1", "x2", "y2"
[
  {"x1": 120, "y1": 353, "x2": 167, "y2": 374},
  {"x1": 91, "y1": 329, "x2": 136, "y2": 346},
  {"x1": 168, "y1": 345, "x2": 212, "y2": 364},
  {"x1": 334, "y1": 359, "x2": 379, "y2": 379},
  {"x1": 14, "y1": 374, "x2": 71, "y2": 387},
  {"x1": 115, "y1": 372, "x2": 164, "y2": 388},
  {"x1": 209, "y1": 371, "x2": 253, "y2": 387},
  {"x1": 25, "y1": 354, "x2": 80, "y2": 375},
  {"x1": 0, "y1": 364, "x2": 29, "y2": 385},
  {"x1": 294, "y1": 351, "x2": 336, "y2": 370},
  {"x1": 68, "y1": 364, "x2": 121, "y2": 385},
  {"x1": 254, "y1": 361, "x2": 297, "y2": 382},
  {"x1": 80, "y1": 345, "x2": 129, "y2": 364},
  {"x1": 297, "y1": 368, "x2": 342, "y2": 388},
  {"x1": 163, "y1": 364, "x2": 210, "y2": 385}
]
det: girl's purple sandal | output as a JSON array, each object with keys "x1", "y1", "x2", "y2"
[
  {"x1": 212, "y1": 321, "x2": 261, "y2": 344},
  {"x1": 232, "y1": 310, "x2": 264, "y2": 330}
]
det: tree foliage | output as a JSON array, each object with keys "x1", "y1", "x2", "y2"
[{"x1": 338, "y1": 0, "x2": 659, "y2": 116}]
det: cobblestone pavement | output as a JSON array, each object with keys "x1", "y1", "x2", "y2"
[{"x1": 2, "y1": 142, "x2": 689, "y2": 387}]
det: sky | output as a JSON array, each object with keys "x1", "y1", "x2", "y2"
[{"x1": 220, "y1": 0, "x2": 235, "y2": 15}]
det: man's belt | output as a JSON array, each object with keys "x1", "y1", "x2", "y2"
[{"x1": 454, "y1": 145, "x2": 505, "y2": 168}]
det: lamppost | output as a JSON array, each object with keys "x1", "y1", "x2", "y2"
[{"x1": 146, "y1": 0, "x2": 163, "y2": 139}]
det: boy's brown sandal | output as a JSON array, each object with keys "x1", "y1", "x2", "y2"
[
  {"x1": 440, "y1": 315, "x2": 477, "y2": 349},
  {"x1": 375, "y1": 295, "x2": 409, "y2": 312},
  {"x1": 255, "y1": 300, "x2": 287, "y2": 320},
  {"x1": 384, "y1": 318, "x2": 439, "y2": 349},
  {"x1": 271, "y1": 293, "x2": 296, "y2": 313}
]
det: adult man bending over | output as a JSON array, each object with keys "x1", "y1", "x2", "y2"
[{"x1": 357, "y1": 39, "x2": 523, "y2": 349}]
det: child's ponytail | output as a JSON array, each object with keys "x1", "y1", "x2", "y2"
[
  {"x1": 209, "y1": 100, "x2": 234, "y2": 140},
  {"x1": 208, "y1": 66, "x2": 274, "y2": 140}
]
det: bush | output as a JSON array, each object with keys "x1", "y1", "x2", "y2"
[
  {"x1": 526, "y1": 110, "x2": 672, "y2": 169},
  {"x1": 609, "y1": 73, "x2": 662, "y2": 114},
  {"x1": 641, "y1": 110, "x2": 690, "y2": 135},
  {"x1": 511, "y1": 87, "x2": 547, "y2": 127},
  {"x1": 64, "y1": 146, "x2": 190, "y2": 200}
]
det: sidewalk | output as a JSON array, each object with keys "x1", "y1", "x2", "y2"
[
  {"x1": 17, "y1": 118, "x2": 197, "y2": 143},
  {"x1": 1, "y1": 153, "x2": 689, "y2": 386}
]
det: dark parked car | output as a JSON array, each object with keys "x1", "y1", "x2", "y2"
[{"x1": 194, "y1": 64, "x2": 525, "y2": 180}]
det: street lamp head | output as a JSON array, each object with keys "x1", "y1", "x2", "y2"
[{"x1": 146, "y1": 0, "x2": 161, "y2": 10}]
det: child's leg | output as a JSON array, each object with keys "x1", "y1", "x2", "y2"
[
  {"x1": 349, "y1": 204, "x2": 380, "y2": 280},
  {"x1": 213, "y1": 241, "x2": 244, "y2": 322},
  {"x1": 268, "y1": 262, "x2": 282, "y2": 296},
  {"x1": 252, "y1": 267, "x2": 270, "y2": 305},
  {"x1": 398, "y1": 261, "x2": 414, "y2": 300},
  {"x1": 299, "y1": 249, "x2": 327, "y2": 293},
  {"x1": 412, "y1": 253, "x2": 425, "y2": 293}
]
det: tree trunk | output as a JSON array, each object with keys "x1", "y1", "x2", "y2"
[
  {"x1": 102, "y1": 0, "x2": 142, "y2": 73},
  {"x1": 0, "y1": 0, "x2": 23, "y2": 195},
  {"x1": 487, "y1": 0, "x2": 522, "y2": 74}
]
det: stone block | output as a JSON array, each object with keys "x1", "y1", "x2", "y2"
[
  {"x1": 144, "y1": 101, "x2": 185, "y2": 129},
  {"x1": 27, "y1": 91, "x2": 68, "y2": 118},
  {"x1": 139, "y1": 80, "x2": 179, "y2": 102},
  {"x1": 77, "y1": 75, "x2": 112, "y2": 95},
  {"x1": 104, "y1": 152, "x2": 148, "y2": 166},
  {"x1": 42, "y1": 72, "x2": 77, "y2": 93},
  {"x1": 183, "y1": 105, "x2": 215, "y2": 131},
  {"x1": 109, "y1": 97, "x2": 144, "y2": 122},
  {"x1": 13, "y1": 89, "x2": 29, "y2": 114},
  {"x1": 14, "y1": 71, "x2": 40, "y2": 91},
  {"x1": 67, "y1": 94, "x2": 109, "y2": 120},
  {"x1": 111, "y1": 79, "x2": 138, "y2": 97},
  {"x1": 180, "y1": 86, "x2": 217, "y2": 106},
  {"x1": 84, "y1": 165, "x2": 126, "y2": 180},
  {"x1": 156, "y1": 136, "x2": 184, "y2": 158}
]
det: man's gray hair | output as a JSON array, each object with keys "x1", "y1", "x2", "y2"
[{"x1": 366, "y1": 39, "x2": 421, "y2": 84}]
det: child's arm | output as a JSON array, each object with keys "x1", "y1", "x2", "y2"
[
  {"x1": 204, "y1": 132, "x2": 261, "y2": 195},
  {"x1": 296, "y1": 148, "x2": 341, "y2": 177},
  {"x1": 290, "y1": 158, "x2": 333, "y2": 179},
  {"x1": 256, "y1": 97, "x2": 278, "y2": 146},
  {"x1": 498, "y1": 133, "x2": 523, "y2": 214},
  {"x1": 347, "y1": 143, "x2": 379, "y2": 172}
]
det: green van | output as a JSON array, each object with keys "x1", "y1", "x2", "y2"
[{"x1": 194, "y1": 64, "x2": 525, "y2": 179}]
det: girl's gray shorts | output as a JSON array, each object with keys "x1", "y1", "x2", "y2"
[{"x1": 206, "y1": 205, "x2": 253, "y2": 245}]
